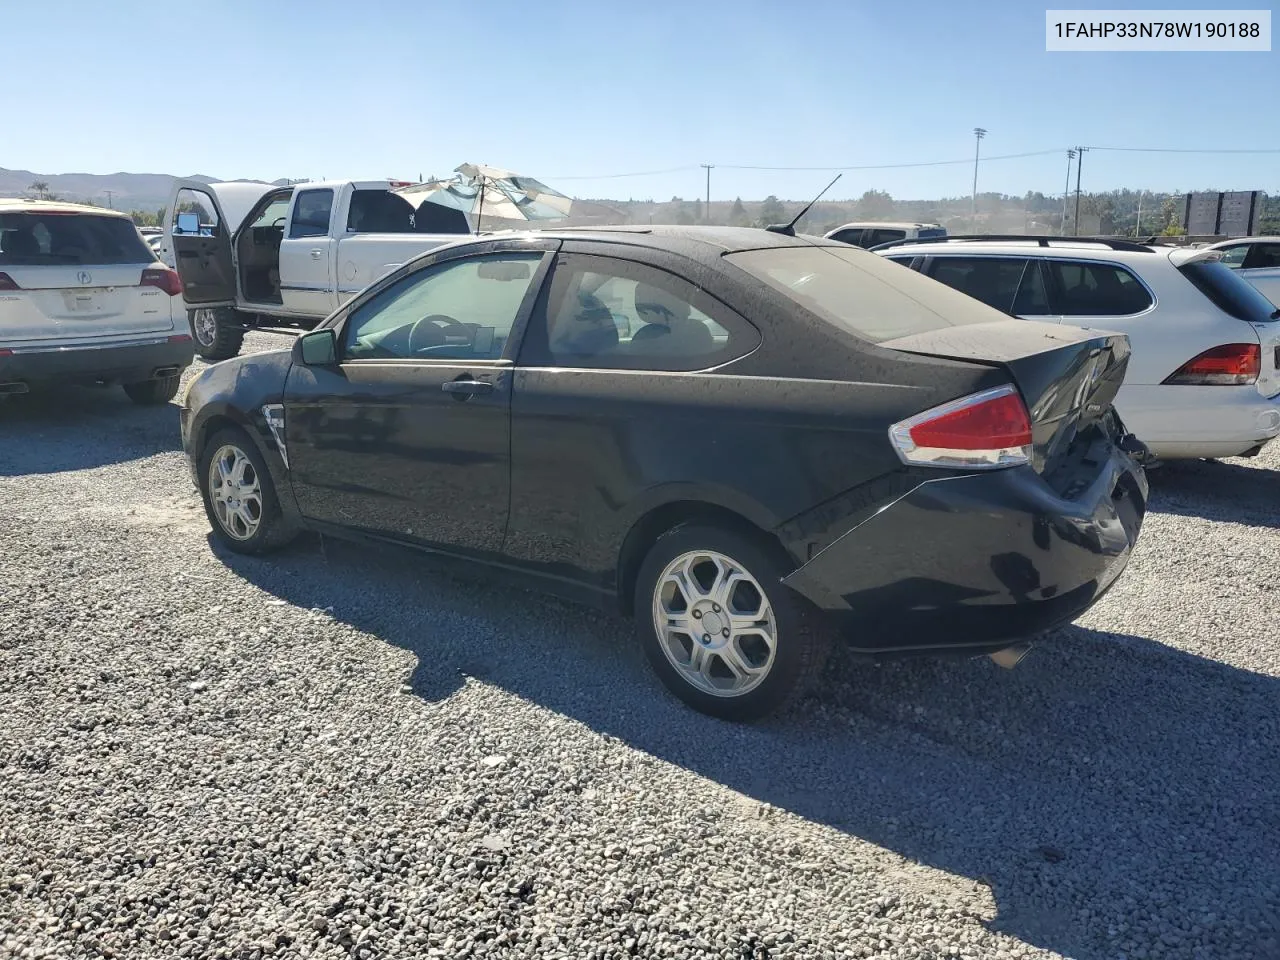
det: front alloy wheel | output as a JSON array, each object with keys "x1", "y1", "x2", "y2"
[
  {"x1": 198, "y1": 427, "x2": 296, "y2": 554},
  {"x1": 208, "y1": 443, "x2": 263, "y2": 540}
]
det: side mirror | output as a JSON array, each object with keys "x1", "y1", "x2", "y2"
[
  {"x1": 175, "y1": 212, "x2": 200, "y2": 235},
  {"x1": 293, "y1": 328, "x2": 337, "y2": 366}
]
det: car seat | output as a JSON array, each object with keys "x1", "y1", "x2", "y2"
[{"x1": 631, "y1": 283, "x2": 714, "y2": 355}]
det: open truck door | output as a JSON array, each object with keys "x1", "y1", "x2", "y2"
[{"x1": 164, "y1": 179, "x2": 274, "y2": 306}]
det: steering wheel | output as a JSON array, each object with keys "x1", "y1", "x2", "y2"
[
  {"x1": 271, "y1": 217, "x2": 287, "y2": 229},
  {"x1": 408, "y1": 314, "x2": 464, "y2": 353}
]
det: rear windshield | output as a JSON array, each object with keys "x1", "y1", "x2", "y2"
[
  {"x1": 1179, "y1": 259, "x2": 1279, "y2": 324},
  {"x1": 725, "y1": 243, "x2": 1005, "y2": 343},
  {"x1": 0, "y1": 211, "x2": 153, "y2": 266},
  {"x1": 917, "y1": 227, "x2": 947, "y2": 239}
]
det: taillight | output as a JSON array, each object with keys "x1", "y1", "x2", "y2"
[
  {"x1": 0, "y1": 272, "x2": 19, "y2": 291},
  {"x1": 889, "y1": 384, "x2": 1033, "y2": 470},
  {"x1": 1162, "y1": 343, "x2": 1259, "y2": 386},
  {"x1": 140, "y1": 266, "x2": 183, "y2": 297}
]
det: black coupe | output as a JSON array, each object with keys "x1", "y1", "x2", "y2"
[{"x1": 180, "y1": 226, "x2": 1147, "y2": 720}]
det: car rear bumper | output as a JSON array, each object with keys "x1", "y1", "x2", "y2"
[
  {"x1": 0, "y1": 336, "x2": 194, "y2": 388},
  {"x1": 1117, "y1": 384, "x2": 1280, "y2": 459},
  {"x1": 781, "y1": 454, "x2": 1147, "y2": 655}
]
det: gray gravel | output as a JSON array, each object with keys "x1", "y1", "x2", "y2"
[{"x1": 1, "y1": 332, "x2": 1277, "y2": 960}]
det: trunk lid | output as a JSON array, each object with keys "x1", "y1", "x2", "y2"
[{"x1": 880, "y1": 319, "x2": 1132, "y2": 481}]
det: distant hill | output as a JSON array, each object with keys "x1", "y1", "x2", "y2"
[{"x1": 0, "y1": 168, "x2": 226, "y2": 215}]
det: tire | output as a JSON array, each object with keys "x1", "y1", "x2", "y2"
[
  {"x1": 122, "y1": 375, "x2": 181, "y2": 406},
  {"x1": 189, "y1": 306, "x2": 246, "y2": 362},
  {"x1": 197, "y1": 427, "x2": 297, "y2": 555},
  {"x1": 634, "y1": 523, "x2": 830, "y2": 721}
]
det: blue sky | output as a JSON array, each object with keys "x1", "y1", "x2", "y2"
[{"x1": 6, "y1": 0, "x2": 1277, "y2": 201}]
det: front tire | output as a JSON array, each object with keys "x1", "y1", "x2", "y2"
[
  {"x1": 189, "y1": 306, "x2": 246, "y2": 362},
  {"x1": 197, "y1": 427, "x2": 296, "y2": 554},
  {"x1": 634, "y1": 524, "x2": 829, "y2": 721},
  {"x1": 122, "y1": 375, "x2": 181, "y2": 405}
]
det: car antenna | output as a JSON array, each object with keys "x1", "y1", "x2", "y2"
[{"x1": 765, "y1": 174, "x2": 842, "y2": 236}]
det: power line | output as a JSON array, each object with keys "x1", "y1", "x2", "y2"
[
  {"x1": 718, "y1": 149, "x2": 1061, "y2": 172},
  {"x1": 548, "y1": 165, "x2": 701, "y2": 180},
  {"x1": 1089, "y1": 146, "x2": 1280, "y2": 154}
]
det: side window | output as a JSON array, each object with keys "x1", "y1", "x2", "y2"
[
  {"x1": 885, "y1": 256, "x2": 916, "y2": 269},
  {"x1": 289, "y1": 189, "x2": 334, "y2": 239},
  {"x1": 1046, "y1": 260, "x2": 1153, "y2": 316},
  {"x1": 866, "y1": 229, "x2": 907, "y2": 247},
  {"x1": 1246, "y1": 243, "x2": 1280, "y2": 269},
  {"x1": 171, "y1": 188, "x2": 219, "y2": 237},
  {"x1": 250, "y1": 195, "x2": 292, "y2": 230},
  {"x1": 343, "y1": 252, "x2": 541, "y2": 361},
  {"x1": 529, "y1": 256, "x2": 758, "y2": 372},
  {"x1": 1218, "y1": 244, "x2": 1250, "y2": 269},
  {"x1": 830, "y1": 229, "x2": 865, "y2": 247},
  {"x1": 346, "y1": 189, "x2": 416, "y2": 234},
  {"x1": 927, "y1": 257, "x2": 1029, "y2": 314},
  {"x1": 1012, "y1": 261, "x2": 1051, "y2": 315}
]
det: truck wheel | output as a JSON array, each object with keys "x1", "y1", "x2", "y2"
[
  {"x1": 123, "y1": 375, "x2": 181, "y2": 406},
  {"x1": 189, "y1": 307, "x2": 246, "y2": 362}
]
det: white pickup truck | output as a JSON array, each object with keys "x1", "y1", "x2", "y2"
[{"x1": 162, "y1": 178, "x2": 473, "y2": 360}]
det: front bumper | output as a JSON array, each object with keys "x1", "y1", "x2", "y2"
[
  {"x1": 782, "y1": 452, "x2": 1147, "y2": 655},
  {"x1": 0, "y1": 336, "x2": 194, "y2": 387}
]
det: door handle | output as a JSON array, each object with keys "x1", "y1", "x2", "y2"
[
  {"x1": 310, "y1": 249, "x2": 323, "y2": 260},
  {"x1": 441, "y1": 379, "x2": 494, "y2": 398}
]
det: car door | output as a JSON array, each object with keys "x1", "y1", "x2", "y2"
[
  {"x1": 278, "y1": 187, "x2": 337, "y2": 317},
  {"x1": 282, "y1": 239, "x2": 557, "y2": 556},
  {"x1": 1240, "y1": 241, "x2": 1280, "y2": 306},
  {"x1": 166, "y1": 180, "x2": 237, "y2": 306}
]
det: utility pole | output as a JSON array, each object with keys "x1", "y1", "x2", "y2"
[
  {"x1": 104, "y1": 190, "x2": 114, "y2": 209},
  {"x1": 700, "y1": 164, "x2": 714, "y2": 224},
  {"x1": 1073, "y1": 146, "x2": 1088, "y2": 234},
  {"x1": 1135, "y1": 190, "x2": 1144, "y2": 237},
  {"x1": 1061, "y1": 149, "x2": 1076, "y2": 235},
  {"x1": 971, "y1": 128, "x2": 986, "y2": 230}
]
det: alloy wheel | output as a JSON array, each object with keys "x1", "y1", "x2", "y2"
[
  {"x1": 208, "y1": 444, "x2": 263, "y2": 541},
  {"x1": 192, "y1": 309, "x2": 218, "y2": 346},
  {"x1": 651, "y1": 550, "x2": 778, "y2": 698}
]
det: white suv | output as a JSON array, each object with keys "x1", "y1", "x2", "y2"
[
  {"x1": 0, "y1": 200, "x2": 194, "y2": 404},
  {"x1": 1204, "y1": 236, "x2": 1280, "y2": 306},
  {"x1": 824, "y1": 221, "x2": 946, "y2": 249},
  {"x1": 874, "y1": 236, "x2": 1280, "y2": 460}
]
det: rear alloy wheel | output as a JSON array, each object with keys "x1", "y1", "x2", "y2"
[
  {"x1": 122, "y1": 375, "x2": 181, "y2": 405},
  {"x1": 198, "y1": 427, "x2": 296, "y2": 554},
  {"x1": 635, "y1": 524, "x2": 829, "y2": 721},
  {"x1": 189, "y1": 306, "x2": 246, "y2": 362}
]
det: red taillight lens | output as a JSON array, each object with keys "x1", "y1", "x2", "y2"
[
  {"x1": 890, "y1": 385, "x2": 1033, "y2": 469},
  {"x1": 0, "y1": 272, "x2": 19, "y2": 291},
  {"x1": 0, "y1": 348, "x2": 13, "y2": 357},
  {"x1": 140, "y1": 266, "x2": 183, "y2": 297},
  {"x1": 1163, "y1": 343, "x2": 1260, "y2": 386}
]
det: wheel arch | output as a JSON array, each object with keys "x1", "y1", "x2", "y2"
[{"x1": 615, "y1": 497, "x2": 796, "y2": 617}]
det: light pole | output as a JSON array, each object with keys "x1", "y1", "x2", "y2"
[
  {"x1": 971, "y1": 128, "x2": 986, "y2": 230},
  {"x1": 1062, "y1": 149, "x2": 1076, "y2": 235},
  {"x1": 700, "y1": 163, "x2": 714, "y2": 224},
  {"x1": 1135, "y1": 189, "x2": 1144, "y2": 238},
  {"x1": 1073, "y1": 146, "x2": 1089, "y2": 234}
]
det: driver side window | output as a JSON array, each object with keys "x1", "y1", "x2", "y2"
[{"x1": 343, "y1": 252, "x2": 542, "y2": 362}]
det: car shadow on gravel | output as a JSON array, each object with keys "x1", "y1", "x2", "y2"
[
  {"x1": 0, "y1": 388, "x2": 181, "y2": 475},
  {"x1": 1146, "y1": 457, "x2": 1279, "y2": 530},
  {"x1": 222, "y1": 534, "x2": 1280, "y2": 960}
]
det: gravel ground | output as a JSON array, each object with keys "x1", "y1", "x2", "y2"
[{"x1": 1, "y1": 332, "x2": 1277, "y2": 960}]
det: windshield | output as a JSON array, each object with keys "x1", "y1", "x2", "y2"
[
  {"x1": 0, "y1": 211, "x2": 153, "y2": 266},
  {"x1": 1179, "y1": 259, "x2": 1279, "y2": 323},
  {"x1": 726, "y1": 243, "x2": 1005, "y2": 343}
]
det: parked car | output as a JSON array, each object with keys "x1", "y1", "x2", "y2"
[
  {"x1": 162, "y1": 179, "x2": 472, "y2": 362},
  {"x1": 825, "y1": 221, "x2": 946, "y2": 249},
  {"x1": 180, "y1": 226, "x2": 1147, "y2": 721},
  {"x1": 1204, "y1": 236, "x2": 1280, "y2": 305},
  {"x1": 0, "y1": 199, "x2": 192, "y2": 403},
  {"x1": 874, "y1": 236, "x2": 1280, "y2": 461}
]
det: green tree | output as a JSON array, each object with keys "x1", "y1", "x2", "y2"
[
  {"x1": 757, "y1": 195, "x2": 786, "y2": 227},
  {"x1": 29, "y1": 180, "x2": 49, "y2": 199},
  {"x1": 729, "y1": 197, "x2": 748, "y2": 226},
  {"x1": 855, "y1": 189, "x2": 894, "y2": 219}
]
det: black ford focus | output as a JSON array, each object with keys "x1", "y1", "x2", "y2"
[{"x1": 180, "y1": 226, "x2": 1147, "y2": 720}]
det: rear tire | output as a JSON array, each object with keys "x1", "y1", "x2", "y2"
[
  {"x1": 198, "y1": 427, "x2": 297, "y2": 555},
  {"x1": 122, "y1": 375, "x2": 181, "y2": 405},
  {"x1": 189, "y1": 306, "x2": 246, "y2": 362},
  {"x1": 634, "y1": 523, "x2": 830, "y2": 721}
]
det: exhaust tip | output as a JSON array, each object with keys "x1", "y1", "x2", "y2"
[
  {"x1": 989, "y1": 643, "x2": 1032, "y2": 669},
  {"x1": 152, "y1": 366, "x2": 180, "y2": 379}
]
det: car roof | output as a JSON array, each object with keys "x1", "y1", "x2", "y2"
[
  {"x1": 826, "y1": 221, "x2": 943, "y2": 232},
  {"x1": 490, "y1": 224, "x2": 838, "y2": 257},
  {"x1": 0, "y1": 198, "x2": 133, "y2": 219},
  {"x1": 878, "y1": 237, "x2": 1162, "y2": 258},
  {"x1": 1207, "y1": 236, "x2": 1280, "y2": 246}
]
